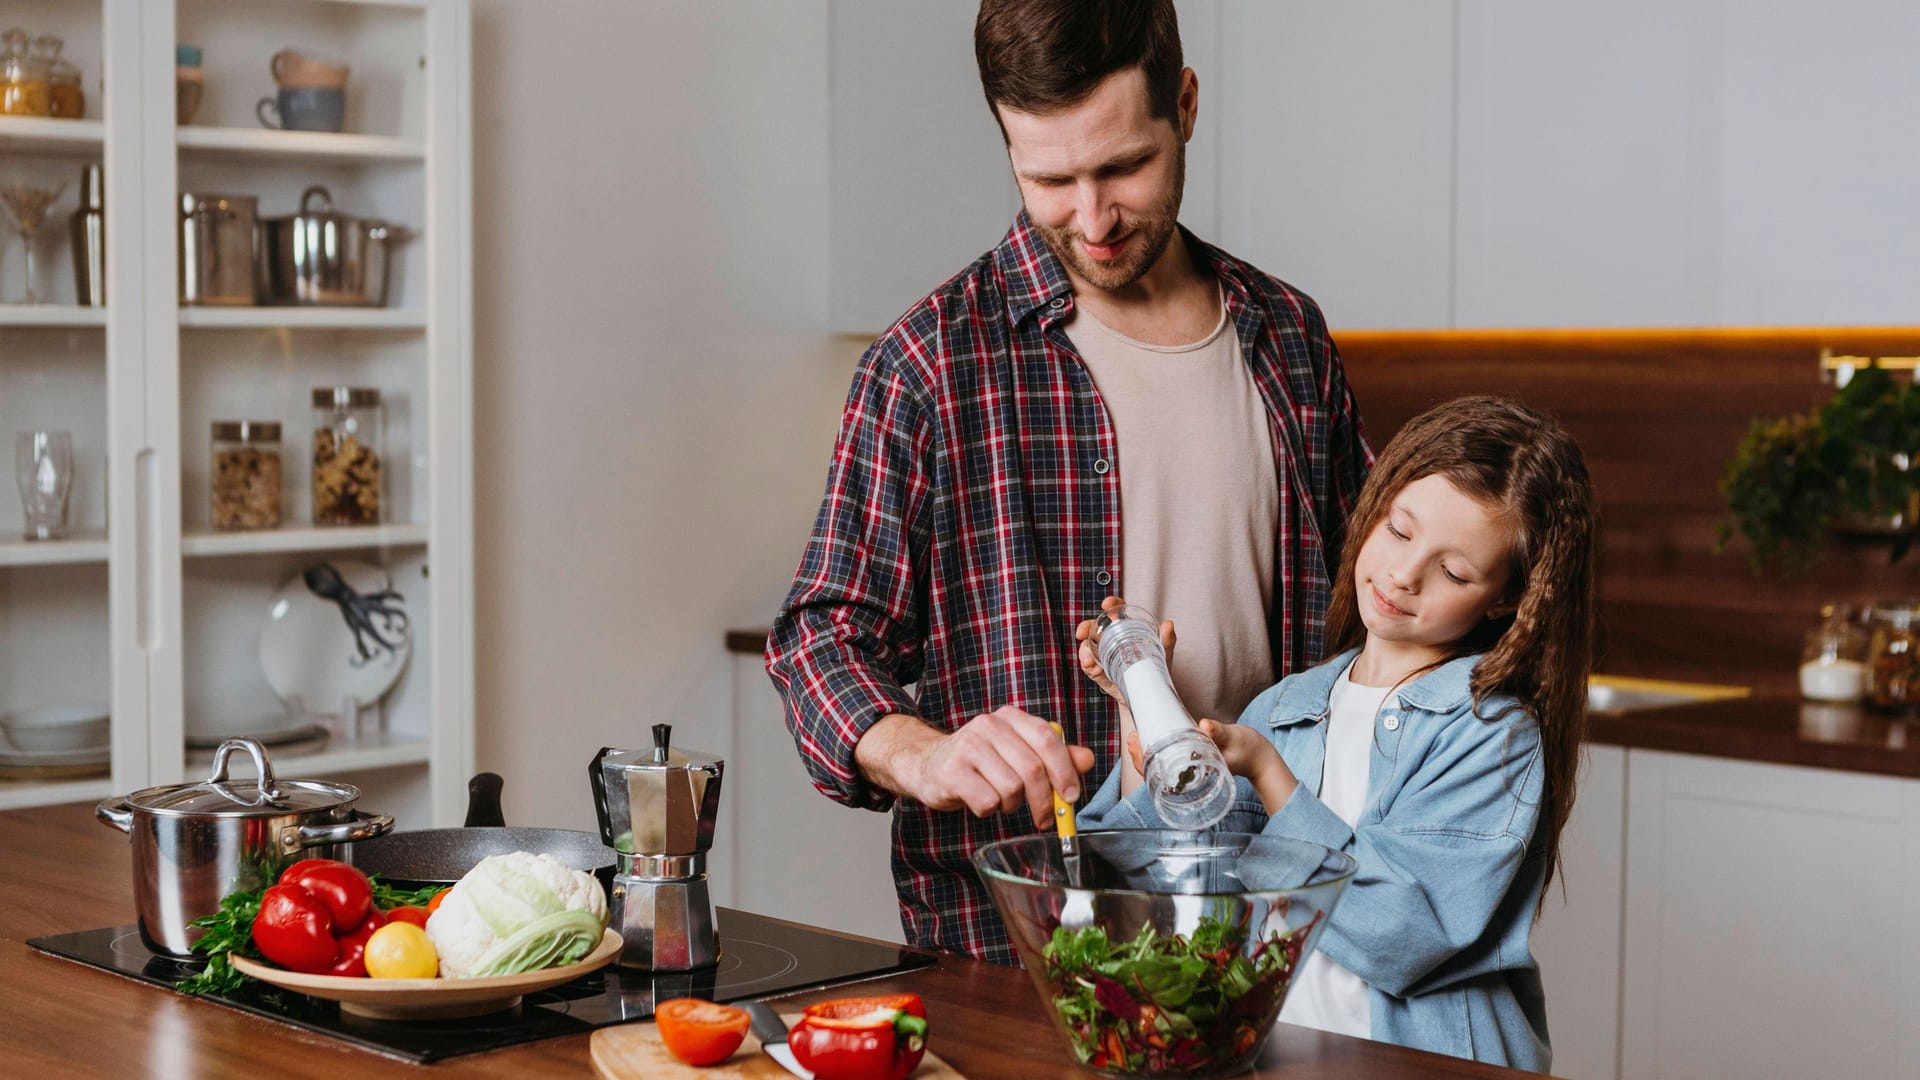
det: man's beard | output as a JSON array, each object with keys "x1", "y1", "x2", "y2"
[{"x1": 1031, "y1": 144, "x2": 1185, "y2": 291}]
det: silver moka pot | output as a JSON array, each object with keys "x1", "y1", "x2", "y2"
[{"x1": 589, "y1": 725, "x2": 724, "y2": 970}]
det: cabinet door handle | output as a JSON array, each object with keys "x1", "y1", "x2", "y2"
[{"x1": 136, "y1": 447, "x2": 157, "y2": 652}]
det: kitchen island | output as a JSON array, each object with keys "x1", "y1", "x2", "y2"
[{"x1": 1, "y1": 801, "x2": 1538, "y2": 1079}]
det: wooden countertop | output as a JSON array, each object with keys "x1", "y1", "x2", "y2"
[
  {"x1": 1, "y1": 801, "x2": 1537, "y2": 1079},
  {"x1": 730, "y1": 630, "x2": 1920, "y2": 781}
]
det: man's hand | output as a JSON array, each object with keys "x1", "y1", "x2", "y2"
[{"x1": 855, "y1": 709, "x2": 1096, "y2": 829}]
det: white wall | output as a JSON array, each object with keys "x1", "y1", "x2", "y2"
[{"x1": 469, "y1": 1, "x2": 857, "y2": 852}]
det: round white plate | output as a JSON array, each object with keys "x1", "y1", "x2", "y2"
[
  {"x1": 0, "y1": 730, "x2": 111, "y2": 768},
  {"x1": 258, "y1": 559, "x2": 413, "y2": 715},
  {"x1": 183, "y1": 712, "x2": 328, "y2": 749}
]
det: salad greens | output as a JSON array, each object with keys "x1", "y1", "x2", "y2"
[{"x1": 1043, "y1": 912, "x2": 1321, "y2": 1075}]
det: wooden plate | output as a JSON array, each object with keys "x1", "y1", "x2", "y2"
[{"x1": 231, "y1": 927, "x2": 622, "y2": 1020}]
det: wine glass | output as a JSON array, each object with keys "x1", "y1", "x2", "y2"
[
  {"x1": 0, "y1": 182, "x2": 66, "y2": 304},
  {"x1": 16, "y1": 430, "x2": 73, "y2": 540}
]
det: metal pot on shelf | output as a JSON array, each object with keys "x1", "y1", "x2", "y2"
[
  {"x1": 94, "y1": 737, "x2": 393, "y2": 958},
  {"x1": 180, "y1": 192, "x2": 264, "y2": 306},
  {"x1": 257, "y1": 185, "x2": 411, "y2": 307}
]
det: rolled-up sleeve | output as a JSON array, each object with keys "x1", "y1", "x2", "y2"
[
  {"x1": 766, "y1": 341, "x2": 933, "y2": 812},
  {"x1": 1263, "y1": 714, "x2": 1544, "y2": 999}
]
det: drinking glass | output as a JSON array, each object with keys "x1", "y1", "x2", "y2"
[
  {"x1": 0, "y1": 182, "x2": 65, "y2": 304},
  {"x1": 15, "y1": 429, "x2": 73, "y2": 540}
]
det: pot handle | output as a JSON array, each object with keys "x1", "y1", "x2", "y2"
[
  {"x1": 287, "y1": 810, "x2": 395, "y2": 853},
  {"x1": 367, "y1": 223, "x2": 414, "y2": 244},
  {"x1": 94, "y1": 797, "x2": 133, "y2": 835},
  {"x1": 299, "y1": 185, "x2": 335, "y2": 214},
  {"x1": 208, "y1": 737, "x2": 286, "y2": 804}
]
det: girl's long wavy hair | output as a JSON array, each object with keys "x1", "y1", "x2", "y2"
[{"x1": 1322, "y1": 397, "x2": 1597, "y2": 905}]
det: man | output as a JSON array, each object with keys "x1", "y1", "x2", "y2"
[{"x1": 768, "y1": 0, "x2": 1371, "y2": 963}]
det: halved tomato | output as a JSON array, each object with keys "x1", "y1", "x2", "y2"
[{"x1": 655, "y1": 997, "x2": 751, "y2": 1067}]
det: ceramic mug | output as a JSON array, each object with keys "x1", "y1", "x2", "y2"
[
  {"x1": 270, "y1": 48, "x2": 349, "y2": 90},
  {"x1": 257, "y1": 87, "x2": 345, "y2": 132}
]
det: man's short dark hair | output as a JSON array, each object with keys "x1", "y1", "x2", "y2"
[{"x1": 975, "y1": 0, "x2": 1183, "y2": 133}]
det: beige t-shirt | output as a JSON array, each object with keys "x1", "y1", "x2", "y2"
[{"x1": 1065, "y1": 298, "x2": 1280, "y2": 724}]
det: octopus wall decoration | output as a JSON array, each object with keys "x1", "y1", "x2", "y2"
[{"x1": 303, "y1": 561, "x2": 410, "y2": 668}]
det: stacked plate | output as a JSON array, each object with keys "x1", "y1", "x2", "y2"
[{"x1": 0, "y1": 703, "x2": 111, "y2": 778}]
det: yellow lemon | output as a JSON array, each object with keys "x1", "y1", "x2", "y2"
[{"x1": 364, "y1": 921, "x2": 439, "y2": 979}]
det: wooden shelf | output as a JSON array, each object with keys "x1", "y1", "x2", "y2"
[
  {"x1": 177, "y1": 126, "x2": 424, "y2": 165},
  {"x1": 0, "y1": 116, "x2": 103, "y2": 154},
  {"x1": 0, "y1": 531, "x2": 109, "y2": 568},
  {"x1": 0, "y1": 305, "x2": 108, "y2": 328},
  {"x1": 0, "y1": 775, "x2": 114, "y2": 812},
  {"x1": 180, "y1": 307, "x2": 426, "y2": 331},
  {"x1": 182, "y1": 523, "x2": 427, "y2": 557}
]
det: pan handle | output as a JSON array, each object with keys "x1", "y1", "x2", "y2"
[
  {"x1": 465, "y1": 772, "x2": 506, "y2": 827},
  {"x1": 589, "y1": 747, "x2": 617, "y2": 849},
  {"x1": 287, "y1": 810, "x2": 394, "y2": 853}
]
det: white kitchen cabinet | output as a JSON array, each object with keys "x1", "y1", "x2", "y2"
[
  {"x1": 1710, "y1": 0, "x2": 1920, "y2": 326},
  {"x1": 728, "y1": 651, "x2": 901, "y2": 942},
  {"x1": 1453, "y1": 1, "x2": 1720, "y2": 328},
  {"x1": 1621, "y1": 750, "x2": 1920, "y2": 1080},
  {"x1": 827, "y1": 0, "x2": 1016, "y2": 335},
  {"x1": 1455, "y1": 0, "x2": 1920, "y2": 330},
  {"x1": 0, "y1": 0, "x2": 472, "y2": 828},
  {"x1": 1216, "y1": 0, "x2": 1454, "y2": 330},
  {"x1": 1531, "y1": 744, "x2": 1627, "y2": 1080}
]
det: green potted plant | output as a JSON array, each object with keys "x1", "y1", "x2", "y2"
[{"x1": 1720, "y1": 363, "x2": 1920, "y2": 572}]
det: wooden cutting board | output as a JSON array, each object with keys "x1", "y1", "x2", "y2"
[{"x1": 591, "y1": 1011, "x2": 966, "y2": 1079}]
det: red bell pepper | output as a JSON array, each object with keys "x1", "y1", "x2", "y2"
[
  {"x1": 250, "y1": 858, "x2": 385, "y2": 976},
  {"x1": 788, "y1": 993, "x2": 929, "y2": 1080}
]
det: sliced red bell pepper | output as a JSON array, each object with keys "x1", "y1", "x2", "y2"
[{"x1": 788, "y1": 993, "x2": 929, "y2": 1080}]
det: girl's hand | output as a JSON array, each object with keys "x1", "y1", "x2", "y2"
[
  {"x1": 1074, "y1": 596, "x2": 1176, "y2": 703},
  {"x1": 1197, "y1": 717, "x2": 1297, "y2": 814}
]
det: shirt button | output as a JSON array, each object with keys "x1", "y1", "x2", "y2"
[
  {"x1": 1093, "y1": 458, "x2": 1110, "y2": 475},
  {"x1": 1096, "y1": 571, "x2": 1112, "y2": 586},
  {"x1": 1049, "y1": 297, "x2": 1067, "y2": 309},
  {"x1": 1382, "y1": 713, "x2": 1400, "y2": 731}
]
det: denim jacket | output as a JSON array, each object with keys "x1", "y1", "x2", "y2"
[{"x1": 1078, "y1": 649, "x2": 1552, "y2": 1074}]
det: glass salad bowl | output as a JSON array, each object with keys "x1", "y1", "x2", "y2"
[{"x1": 974, "y1": 831, "x2": 1357, "y2": 1079}]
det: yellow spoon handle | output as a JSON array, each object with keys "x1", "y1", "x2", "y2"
[{"x1": 1048, "y1": 722, "x2": 1078, "y2": 843}]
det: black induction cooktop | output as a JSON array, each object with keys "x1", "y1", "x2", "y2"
[{"x1": 28, "y1": 907, "x2": 937, "y2": 1064}]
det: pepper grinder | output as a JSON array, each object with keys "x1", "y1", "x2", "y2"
[
  {"x1": 589, "y1": 724, "x2": 725, "y2": 970},
  {"x1": 69, "y1": 162, "x2": 104, "y2": 306}
]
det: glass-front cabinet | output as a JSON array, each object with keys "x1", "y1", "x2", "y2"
[{"x1": 0, "y1": 0, "x2": 472, "y2": 828}]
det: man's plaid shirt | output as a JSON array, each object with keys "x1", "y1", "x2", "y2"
[{"x1": 767, "y1": 213, "x2": 1372, "y2": 963}]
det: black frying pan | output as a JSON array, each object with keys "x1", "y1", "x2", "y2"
[{"x1": 346, "y1": 773, "x2": 617, "y2": 897}]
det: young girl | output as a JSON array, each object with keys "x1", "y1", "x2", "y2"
[{"x1": 1074, "y1": 396, "x2": 1596, "y2": 1074}]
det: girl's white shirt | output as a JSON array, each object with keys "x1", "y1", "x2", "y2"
[{"x1": 1276, "y1": 659, "x2": 1388, "y2": 1040}]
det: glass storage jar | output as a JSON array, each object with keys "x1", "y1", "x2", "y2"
[
  {"x1": 1800, "y1": 603, "x2": 1868, "y2": 702},
  {"x1": 36, "y1": 34, "x2": 80, "y2": 119},
  {"x1": 1864, "y1": 600, "x2": 1920, "y2": 712},
  {"x1": 1, "y1": 28, "x2": 51, "y2": 117},
  {"x1": 210, "y1": 420, "x2": 282, "y2": 530},
  {"x1": 311, "y1": 387, "x2": 382, "y2": 526}
]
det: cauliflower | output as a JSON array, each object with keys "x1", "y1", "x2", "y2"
[{"x1": 425, "y1": 851, "x2": 609, "y2": 977}]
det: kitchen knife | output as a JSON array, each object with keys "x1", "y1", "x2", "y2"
[{"x1": 742, "y1": 999, "x2": 815, "y2": 1079}]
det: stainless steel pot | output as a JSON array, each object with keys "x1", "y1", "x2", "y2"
[
  {"x1": 180, "y1": 192, "x2": 263, "y2": 306},
  {"x1": 257, "y1": 185, "x2": 410, "y2": 307},
  {"x1": 95, "y1": 737, "x2": 394, "y2": 958}
]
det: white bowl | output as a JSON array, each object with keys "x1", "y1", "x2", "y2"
[{"x1": 2, "y1": 703, "x2": 110, "y2": 752}]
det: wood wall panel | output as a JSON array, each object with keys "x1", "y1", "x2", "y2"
[{"x1": 1337, "y1": 328, "x2": 1920, "y2": 696}]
